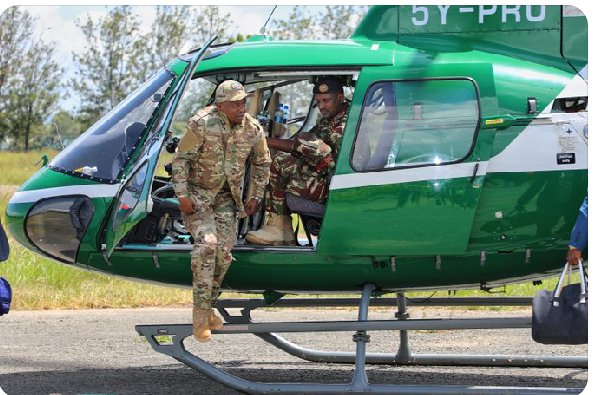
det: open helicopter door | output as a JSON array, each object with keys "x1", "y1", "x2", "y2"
[
  {"x1": 103, "y1": 38, "x2": 217, "y2": 257},
  {"x1": 317, "y1": 64, "x2": 499, "y2": 256}
]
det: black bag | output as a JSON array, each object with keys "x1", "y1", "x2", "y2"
[
  {"x1": 532, "y1": 261, "x2": 588, "y2": 344},
  {"x1": 0, "y1": 277, "x2": 11, "y2": 315}
]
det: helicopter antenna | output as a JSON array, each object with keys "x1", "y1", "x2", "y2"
[{"x1": 259, "y1": 5, "x2": 277, "y2": 35}]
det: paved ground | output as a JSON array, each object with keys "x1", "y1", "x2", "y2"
[{"x1": 0, "y1": 307, "x2": 588, "y2": 394}]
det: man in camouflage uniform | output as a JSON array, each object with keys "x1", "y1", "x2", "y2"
[
  {"x1": 172, "y1": 80, "x2": 271, "y2": 342},
  {"x1": 246, "y1": 76, "x2": 349, "y2": 245}
]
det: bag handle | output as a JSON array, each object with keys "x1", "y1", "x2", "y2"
[
  {"x1": 577, "y1": 259, "x2": 587, "y2": 304},
  {"x1": 553, "y1": 261, "x2": 588, "y2": 306},
  {"x1": 552, "y1": 263, "x2": 570, "y2": 306}
]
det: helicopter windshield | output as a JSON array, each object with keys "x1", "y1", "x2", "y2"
[{"x1": 49, "y1": 68, "x2": 175, "y2": 182}]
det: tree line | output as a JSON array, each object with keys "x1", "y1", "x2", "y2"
[{"x1": 0, "y1": 5, "x2": 367, "y2": 152}]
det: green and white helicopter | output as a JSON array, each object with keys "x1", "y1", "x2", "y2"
[{"x1": 5, "y1": 5, "x2": 588, "y2": 394}]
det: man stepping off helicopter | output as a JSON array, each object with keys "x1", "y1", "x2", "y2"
[{"x1": 173, "y1": 80, "x2": 271, "y2": 342}]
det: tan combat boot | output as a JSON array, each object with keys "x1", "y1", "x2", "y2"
[
  {"x1": 245, "y1": 213, "x2": 296, "y2": 246},
  {"x1": 209, "y1": 309, "x2": 224, "y2": 330},
  {"x1": 193, "y1": 306, "x2": 212, "y2": 342}
]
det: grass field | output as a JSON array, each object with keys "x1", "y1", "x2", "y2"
[
  {"x1": 0, "y1": 151, "x2": 58, "y2": 185},
  {"x1": 0, "y1": 151, "x2": 561, "y2": 311},
  {"x1": 0, "y1": 151, "x2": 192, "y2": 310}
]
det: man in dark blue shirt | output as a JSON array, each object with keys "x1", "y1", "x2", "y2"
[
  {"x1": 0, "y1": 221, "x2": 8, "y2": 262},
  {"x1": 567, "y1": 196, "x2": 587, "y2": 265}
]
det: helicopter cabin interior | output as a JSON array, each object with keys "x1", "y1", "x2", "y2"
[
  {"x1": 123, "y1": 69, "x2": 359, "y2": 251},
  {"x1": 115, "y1": 66, "x2": 483, "y2": 254}
]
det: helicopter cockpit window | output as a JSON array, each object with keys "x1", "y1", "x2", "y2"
[
  {"x1": 49, "y1": 68, "x2": 175, "y2": 182},
  {"x1": 352, "y1": 79, "x2": 479, "y2": 171}
]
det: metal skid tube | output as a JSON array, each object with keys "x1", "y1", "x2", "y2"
[
  {"x1": 235, "y1": 293, "x2": 586, "y2": 368},
  {"x1": 216, "y1": 296, "x2": 535, "y2": 309},
  {"x1": 135, "y1": 327, "x2": 583, "y2": 395},
  {"x1": 254, "y1": 332, "x2": 587, "y2": 368},
  {"x1": 139, "y1": 316, "x2": 531, "y2": 335},
  {"x1": 136, "y1": 286, "x2": 584, "y2": 394}
]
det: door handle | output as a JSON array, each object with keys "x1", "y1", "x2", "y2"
[{"x1": 470, "y1": 163, "x2": 479, "y2": 184}]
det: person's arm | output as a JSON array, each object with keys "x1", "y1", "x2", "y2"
[
  {"x1": 245, "y1": 125, "x2": 272, "y2": 216},
  {"x1": 172, "y1": 118, "x2": 204, "y2": 214},
  {"x1": 266, "y1": 137, "x2": 293, "y2": 153},
  {"x1": 567, "y1": 196, "x2": 588, "y2": 265}
]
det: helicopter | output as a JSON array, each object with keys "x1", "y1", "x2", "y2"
[{"x1": 4, "y1": 5, "x2": 588, "y2": 394}]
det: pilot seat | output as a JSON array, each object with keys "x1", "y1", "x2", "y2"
[{"x1": 285, "y1": 193, "x2": 325, "y2": 246}]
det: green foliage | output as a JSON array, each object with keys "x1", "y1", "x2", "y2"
[
  {"x1": 173, "y1": 79, "x2": 216, "y2": 125},
  {"x1": 270, "y1": 6, "x2": 317, "y2": 40},
  {"x1": 0, "y1": 151, "x2": 57, "y2": 185},
  {"x1": 71, "y1": 6, "x2": 144, "y2": 130},
  {"x1": 0, "y1": 5, "x2": 371, "y2": 152},
  {"x1": 318, "y1": 6, "x2": 368, "y2": 40},
  {"x1": 270, "y1": 5, "x2": 370, "y2": 40},
  {"x1": 69, "y1": 5, "x2": 235, "y2": 132},
  {"x1": 190, "y1": 6, "x2": 233, "y2": 46},
  {"x1": 134, "y1": 5, "x2": 193, "y2": 82},
  {"x1": 0, "y1": 7, "x2": 34, "y2": 144},
  {"x1": 50, "y1": 111, "x2": 85, "y2": 146},
  {"x1": 0, "y1": 7, "x2": 63, "y2": 151}
]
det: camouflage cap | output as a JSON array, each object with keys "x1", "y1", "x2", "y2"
[
  {"x1": 313, "y1": 77, "x2": 344, "y2": 94},
  {"x1": 215, "y1": 80, "x2": 251, "y2": 103}
]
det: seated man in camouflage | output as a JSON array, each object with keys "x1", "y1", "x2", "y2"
[{"x1": 246, "y1": 77, "x2": 349, "y2": 245}]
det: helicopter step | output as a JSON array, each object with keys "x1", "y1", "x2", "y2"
[{"x1": 136, "y1": 285, "x2": 586, "y2": 394}]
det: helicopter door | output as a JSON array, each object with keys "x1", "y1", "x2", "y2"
[
  {"x1": 104, "y1": 39, "x2": 216, "y2": 256},
  {"x1": 318, "y1": 73, "x2": 495, "y2": 256}
]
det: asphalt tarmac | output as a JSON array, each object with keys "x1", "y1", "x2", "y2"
[{"x1": 0, "y1": 307, "x2": 588, "y2": 394}]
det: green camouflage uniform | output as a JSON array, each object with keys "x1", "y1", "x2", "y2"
[
  {"x1": 268, "y1": 102, "x2": 349, "y2": 214},
  {"x1": 172, "y1": 106, "x2": 271, "y2": 309}
]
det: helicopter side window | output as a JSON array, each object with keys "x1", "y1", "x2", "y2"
[
  {"x1": 49, "y1": 68, "x2": 175, "y2": 182},
  {"x1": 352, "y1": 79, "x2": 479, "y2": 171}
]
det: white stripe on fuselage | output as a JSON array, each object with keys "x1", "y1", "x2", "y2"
[
  {"x1": 488, "y1": 113, "x2": 588, "y2": 173},
  {"x1": 330, "y1": 161, "x2": 488, "y2": 190},
  {"x1": 491, "y1": 66, "x2": 588, "y2": 173},
  {"x1": 9, "y1": 184, "x2": 120, "y2": 204}
]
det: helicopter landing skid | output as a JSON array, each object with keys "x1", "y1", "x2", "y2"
[{"x1": 136, "y1": 285, "x2": 585, "y2": 395}]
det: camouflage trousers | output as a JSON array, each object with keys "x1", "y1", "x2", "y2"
[
  {"x1": 267, "y1": 151, "x2": 329, "y2": 215},
  {"x1": 182, "y1": 189, "x2": 238, "y2": 310}
]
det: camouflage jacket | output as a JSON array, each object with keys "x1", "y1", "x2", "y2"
[
  {"x1": 172, "y1": 106, "x2": 271, "y2": 217},
  {"x1": 292, "y1": 102, "x2": 350, "y2": 175}
]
